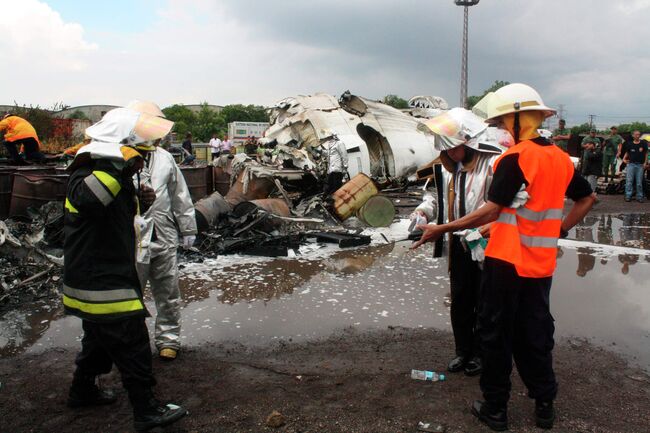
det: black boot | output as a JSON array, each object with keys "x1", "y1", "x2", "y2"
[
  {"x1": 471, "y1": 400, "x2": 508, "y2": 431},
  {"x1": 67, "y1": 372, "x2": 117, "y2": 408},
  {"x1": 535, "y1": 400, "x2": 555, "y2": 429},
  {"x1": 464, "y1": 357, "x2": 482, "y2": 377},
  {"x1": 129, "y1": 387, "x2": 187, "y2": 432},
  {"x1": 447, "y1": 356, "x2": 467, "y2": 373}
]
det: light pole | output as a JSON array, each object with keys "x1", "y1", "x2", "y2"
[{"x1": 454, "y1": 0, "x2": 480, "y2": 108}]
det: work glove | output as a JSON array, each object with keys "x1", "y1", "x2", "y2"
[{"x1": 182, "y1": 235, "x2": 196, "y2": 249}]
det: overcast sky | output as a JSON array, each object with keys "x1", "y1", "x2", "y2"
[{"x1": 1, "y1": 0, "x2": 649, "y2": 128}]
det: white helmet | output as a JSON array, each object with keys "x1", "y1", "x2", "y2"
[
  {"x1": 477, "y1": 83, "x2": 556, "y2": 123},
  {"x1": 126, "y1": 100, "x2": 166, "y2": 118},
  {"x1": 419, "y1": 107, "x2": 487, "y2": 151},
  {"x1": 85, "y1": 107, "x2": 173, "y2": 147}
]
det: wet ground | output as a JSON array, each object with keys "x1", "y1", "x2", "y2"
[
  {"x1": 3, "y1": 207, "x2": 650, "y2": 372},
  {"x1": 1, "y1": 196, "x2": 650, "y2": 432}
]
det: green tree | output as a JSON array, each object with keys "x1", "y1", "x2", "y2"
[
  {"x1": 570, "y1": 122, "x2": 592, "y2": 135},
  {"x1": 10, "y1": 104, "x2": 54, "y2": 140},
  {"x1": 382, "y1": 94, "x2": 409, "y2": 109},
  {"x1": 162, "y1": 104, "x2": 197, "y2": 139},
  {"x1": 193, "y1": 103, "x2": 226, "y2": 142},
  {"x1": 467, "y1": 80, "x2": 511, "y2": 109},
  {"x1": 219, "y1": 104, "x2": 268, "y2": 124},
  {"x1": 616, "y1": 122, "x2": 650, "y2": 134}
]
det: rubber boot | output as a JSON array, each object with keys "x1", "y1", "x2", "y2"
[
  {"x1": 471, "y1": 400, "x2": 508, "y2": 431},
  {"x1": 129, "y1": 386, "x2": 187, "y2": 432},
  {"x1": 67, "y1": 371, "x2": 117, "y2": 408}
]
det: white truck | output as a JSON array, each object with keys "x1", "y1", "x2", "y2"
[{"x1": 227, "y1": 121, "x2": 270, "y2": 147}]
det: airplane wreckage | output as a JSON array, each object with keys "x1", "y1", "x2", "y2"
[{"x1": 2, "y1": 91, "x2": 511, "y2": 270}]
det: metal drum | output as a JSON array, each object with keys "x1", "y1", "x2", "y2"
[
  {"x1": 356, "y1": 195, "x2": 395, "y2": 227},
  {"x1": 213, "y1": 165, "x2": 231, "y2": 196},
  {"x1": 0, "y1": 168, "x2": 15, "y2": 219},
  {"x1": 332, "y1": 173, "x2": 378, "y2": 220},
  {"x1": 9, "y1": 172, "x2": 68, "y2": 218},
  {"x1": 180, "y1": 166, "x2": 210, "y2": 202}
]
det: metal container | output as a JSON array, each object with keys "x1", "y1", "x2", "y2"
[
  {"x1": 332, "y1": 173, "x2": 378, "y2": 220},
  {"x1": 356, "y1": 195, "x2": 395, "y2": 227},
  {"x1": 9, "y1": 173, "x2": 69, "y2": 218},
  {"x1": 213, "y1": 165, "x2": 231, "y2": 196},
  {"x1": 180, "y1": 166, "x2": 210, "y2": 202},
  {"x1": 0, "y1": 168, "x2": 15, "y2": 219},
  {"x1": 1, "y1": 167, "x2": 57, "y2": 219},
  {"x1": 250, "y1": 198, "x2": 291, "y2": 217}
]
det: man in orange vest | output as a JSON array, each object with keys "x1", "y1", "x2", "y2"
[
  {"x1": 412, "y1": 83, "x2": 595, "y2": 431},
  {"x1": 0, "y1": 114, "x2": 45, "y2": 165}
]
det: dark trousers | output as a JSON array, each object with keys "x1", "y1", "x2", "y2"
[
  {"x1": 323, "y1": 171, "x2": 344, "y2": 195},
  {"x1": 74, "y1": 316, "x2": 156, "y2": 391},
  {"x1": 449, "y1": 235, "x2": 481, "y2": 358},
  {"x1": 3, "y1": 138, "x2": 45, "y2": 163},
  {"x1": 478, "y1": 257, "x2": 558, "y2": 407}
]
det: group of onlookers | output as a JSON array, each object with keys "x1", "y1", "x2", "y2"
[{"x1": 551, "y1": 120, "x2": 648, "y2": 202}]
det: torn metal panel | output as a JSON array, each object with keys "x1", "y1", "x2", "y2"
[{"x1": 339, "y1": 92, "x2": 438, "y2": 179}]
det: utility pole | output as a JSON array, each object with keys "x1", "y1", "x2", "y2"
[
  {"x1": 455, "y1": 1, "x2": 480, "y2": 108},
  {"x1": 588, "y1": 114, "x2": 596, "y2": 129},
  {"x1": 557, "y1": 104, "x2": 565, "y2": 122}
]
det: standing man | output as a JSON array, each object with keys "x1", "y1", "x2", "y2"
[
  {"x1": 63, "y1": 108, "x2": 187, "y2": 431},
  {"x1": 209, "y1": 133, "x2": 222, "y2": 161},
  {"x1": 0, "y1": 114, "x2": 46, "y2": 164},
  {"x1": 581, "y1": 138, "x2": 602, "y2": 195},
  {"x1": 322, "y1": 133, "x2": 348, "y2": 196},
  {"x1": 602, "y1": 126, "x2": 623, "y2": 182},
  {"x1": 622, "y1": 130, "x2": 648, "y2": 202},
  {"x1": 127, "y1": 100, "x2": 197, "y2": 361},
  {"x1": 221, "y1": 135, "x2": 233, "y2": 155},
  {"x1": 421, "y1": 108, "x2": 507, "y2": 377},
  {"x1": 551, "y1": 119, "x2": 571, "y2": 152},
  {"x1": 412, "y1": 84, "x2": 595, "y2": 431}
]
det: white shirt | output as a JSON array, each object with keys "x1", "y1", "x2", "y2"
[{"x1": 209, "y1": 138, "x2": 222, "y2": 153}]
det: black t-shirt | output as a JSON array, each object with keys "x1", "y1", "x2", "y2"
[
  {"x1": 622, "y1": 140, "x2": 648, "y2": 164},
  {"x1": 488, "y1": 137, "x2": 593, "y2": 207},
  {"x1": 182, "y1": 139, "x2": 192, "y2": 153}
]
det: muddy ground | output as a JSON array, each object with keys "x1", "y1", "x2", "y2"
[{"x1": 1, "y1": 327, "x2": 649, "y2": 433}]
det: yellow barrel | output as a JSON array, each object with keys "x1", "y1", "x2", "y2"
[
  {"x1": 332, "y1": 173, "x2": 378, "y2": 220},
  {"x1": 356, "y1": 195, "x2": 395, "y2": 227}
]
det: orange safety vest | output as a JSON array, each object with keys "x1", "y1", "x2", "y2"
[
  {"x1": 485, "y1": 139, "x2": 574, "y2": 278},
  {"x1": 0, "y1": 116, "x2": 40, "y2": 144}
]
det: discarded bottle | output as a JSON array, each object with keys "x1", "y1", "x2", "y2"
[{"x1": 411, "y1": 369, "x2": 446, "y2": 382}]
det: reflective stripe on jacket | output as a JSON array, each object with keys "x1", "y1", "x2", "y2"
[
  {"x1": 0, "y1": 115, "x2": 40, "y2": 144},
  {"x1": 63, "y1": 159, "x2": 146, "y2": 322},
  {"x1": 485, "y1": 139, "x2": 574, "y2": 278}
]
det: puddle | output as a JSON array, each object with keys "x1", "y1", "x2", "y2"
[{"x1": 2, "y1": 215, "x2": 650, "y2": 372}]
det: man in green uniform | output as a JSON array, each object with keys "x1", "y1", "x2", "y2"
[
  {"x1": 552, "y1": 119, "x2": 571, "y2": 152},
  {"x1": 602, "y1": 126, "x2": 623, "y2": 182}
]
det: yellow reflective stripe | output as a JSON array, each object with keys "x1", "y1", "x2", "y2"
[
  {"x1": 65, "y1": 198, "x2": 79, "y2": 214},
  {"x1": 63, "y1": 294, "x2": 144, "y2": 315},
  {"x1": 92, "y1": 170, "x2": 121, "y2": 197},
  {"x1": 63, "y1": 284, "x2": 139, "y2": 302}
]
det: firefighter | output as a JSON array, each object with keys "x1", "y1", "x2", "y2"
[
  {"x1": 127, "y1": 100, "x2": 197, "y2": 361},
  {"x1": 412, "y1": 83, "x2": 595, "y2": 431},
  {"x1": 421, "y1": 108, "x2": 509, "y2": 377},
  {"x1": 63, "y1": 107, "x2": 187, "y2": 431},
  {"x1": 0, "y1": 114, "x2": 45, "y2": 164}
]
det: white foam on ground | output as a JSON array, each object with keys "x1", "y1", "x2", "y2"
[
  {"x1": 559, "y1": 239, "x2": 650, "y2": 257},
  {"x1": 180, "y1": 218, "x2": 414, "y2": 276}
]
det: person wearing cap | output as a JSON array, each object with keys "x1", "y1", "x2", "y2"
[
  {"x1": 603, "y1": 127, "x2": 623, "y2": 182},
  {"x1": 412, "y1": 83, "x2": 595, "y2": 431},
  {"x1": 126, "y1": 100, "x2": 197, "y2": 361},
  {"x1": 551, "y1": 119, "x2": 571, "y2": 152},
  {"x1": 63, "y1": 108, "x2": 187, "y2": 431},
  {"x1": 421, "y1": 108, "x2": 509, "y2": 377},
  {"x1": 0, "y1": 114, "x2": 46, "y2": 165}
]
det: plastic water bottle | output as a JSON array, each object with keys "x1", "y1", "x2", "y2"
[{"x1": 411, "y1": 369, "x2": 446, "y2": 382}]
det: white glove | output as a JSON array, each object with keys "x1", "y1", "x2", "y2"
[{"x1": 182, "y1": 235, "x2": 196, "y2": 249}]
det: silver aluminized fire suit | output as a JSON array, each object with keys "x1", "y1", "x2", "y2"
[{"x1": 135, "y1": 147, "x2": 196, "y2": 350}]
